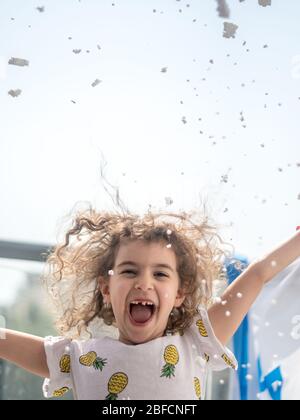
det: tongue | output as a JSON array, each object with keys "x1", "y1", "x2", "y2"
[{"x1": 131, "y1": 304, "x2": 152, "y2": 323}]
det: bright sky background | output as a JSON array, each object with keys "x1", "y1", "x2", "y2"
[{"x1": 1, "y1": 0, "x2": 300, "y2": 303}]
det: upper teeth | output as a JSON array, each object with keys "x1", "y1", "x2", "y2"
[{"x1": 131, "y1": 301, "x2": 154, "y2": 306}]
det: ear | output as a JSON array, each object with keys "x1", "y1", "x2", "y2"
[
  {"x1": 98, "y1": 276, "x2": 111, "y2": 304},
  {"x1": 174, "y1": 287, "x2": 186, "y2": 308}
]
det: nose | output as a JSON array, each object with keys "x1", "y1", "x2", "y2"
[{"x1": 134, "y1": 274, "x2": 154, "y2": 291}]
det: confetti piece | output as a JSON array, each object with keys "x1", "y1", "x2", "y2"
[
  {"x1": 181, "y1": 116, "x2": 187, "y2": 124},
  {"x1": 246, "y1": 374, "x2": 253, "y2": 381},
  {"x1": 270, "y1": 260, "x2": 277, "y2": 267},
  {"x1": 165, "y1": 197, "x2": 173, "y2": 206},
  {"x1": 223, "y1": 22, "x2": 238, "y2": 39},
  {"x1": 216, "y1": 0, "x2": 230, "y2": 18},
  {"x1": 161, "y1": 67, "x2": 168, "y2": 73},
  {"x1": 36, "y1": 6, "x2": 45, "y2": 12},
  {"x1": 8, "y1": 89, "x2": 22, "y2": 97},
  {"x1": 8, "y1": 57, "x2": 29, "y2": 67},
  {"x1": 91, "y1": 78, "x2": 101, "y2": 87},
  {"x1": 108, "y1": 270, "x2": 114, "y2": 276},
  {"x1": 271, "y1": 299, "x2": 277, "y2": 305},
  {"x1": 219, "y1": 379, "x2": 225, "y2": 385},
  {"x1": 166, "y1": 244, "x2": 172, "y2": 248},
  {"x1": 166, "y1": 229, "x2": 172, "y2": 235},
  {"x1": 237, "y1": 292, "x2": 243, "y2": 298},
  {"x1": 258, "y1": 0, "x2": 271, "y2": 6},
  {"x1": 72, "y1": 49, "x2": 81, "y2": 54},
  {"x1": 225, "y1": 311, "x2": 231, "y2": 317}
]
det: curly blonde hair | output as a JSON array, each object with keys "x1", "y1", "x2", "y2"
[{"x1": 42, "y1": 205, "x2": 233, "y2": 339}]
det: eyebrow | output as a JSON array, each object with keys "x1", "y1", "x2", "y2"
[{"x1": 116, "y1": 261, "x2": 175, "y2": 273}]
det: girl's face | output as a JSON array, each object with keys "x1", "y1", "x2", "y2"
[{"x1": 100, "y1": 240, "x2": 186, "y2": 345}]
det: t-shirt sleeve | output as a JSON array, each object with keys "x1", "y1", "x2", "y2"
[
  {"x1": 42, "y1": 336, "x2": 73, "y2": 398},
  {"x1": 190, "y1": 306, "x2": 238, "y2": 372}
]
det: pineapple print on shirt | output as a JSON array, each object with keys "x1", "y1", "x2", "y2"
[
  {"x1": 222, "y1": 353, "x2": 237, "y2": 370},
  {"x1": 105, "y1": 372, "x2": 128, "y2": 400},
  {"x1": 79, "y1": 351, "x2": 107, "y2": 371},
  {"x1": 160, "y1": 344, "x2": 179, "y2": 378},
  {"x1": 194, "y1": 377, "x2": 201, "y2": 400},
  {"x1": 196, "y1": 318, "x2": 208, "y2": 337},
  {"x1": 52, "y1": 387, "x2": 69, "y2": 397},
  {"x1": 59, "y1": 354, "x2": 71, "y2": 373}
]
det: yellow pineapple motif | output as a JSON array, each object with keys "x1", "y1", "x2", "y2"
[
  {"x1": 196, "y1": 319, "x2": 208, "y2": 337},
  {"x1": 52, "y1": 387, "x2": 69, "y2": 397},
  {"x1": 222, "y1": 353, "x2": 236, "y2": 370},
  {"x1": 59, "y1": 354, "x2": 71, "y2": 373},
  {"x1": 160, "y1": 344, "x2": 179, "y2": 378},
  {"x1": 79, "y1": 351, "x2": 107, "y2": 371},
  {"x1": 105, "y1": 372, "x2": 128, "y2": 400},
  {"x1": 194, "y1": 377, "x2": 201, "y2": 400}
]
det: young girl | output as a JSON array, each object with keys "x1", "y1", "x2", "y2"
[{"x1": 0, "y1": 208, "x2": 299, "y2": 400}]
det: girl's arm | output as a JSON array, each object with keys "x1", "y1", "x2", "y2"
[
  {"x1": 0, "y1": 329, "x2": 49, "y2": 378},
  {"x1": 208, "y1": 230, "x2": 300, "y2": 346}
]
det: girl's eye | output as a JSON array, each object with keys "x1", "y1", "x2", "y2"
[{"x1": 121, "y1": 270, "x2": 167, "y2": 277}]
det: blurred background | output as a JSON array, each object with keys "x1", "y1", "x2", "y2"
[{"x1": 0, "y1": 0, "x2": 299, "y2": 399}]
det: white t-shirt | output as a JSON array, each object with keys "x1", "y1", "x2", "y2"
[{"x1": 43, "y1": 307, "x2": 237, "y2": 400}]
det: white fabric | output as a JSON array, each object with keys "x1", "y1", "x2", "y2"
[
  {"x1": 249, "y1": 257, "x2": 300, "y2": 400},
  {"x1": 43, "y1": 307, "x2": 237, "y2": 400}
]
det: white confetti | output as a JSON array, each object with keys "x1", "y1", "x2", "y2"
[
  {"x1": 225, "y1": 311, "x2": 231, "y2": 317},
  {"x1": 8, "y1": 57, "x2": 29, "y2": 67},
  {"x1": 270, "y1": 260, "x2": 277, "y2": 267},
  {"x1": 166, "y1": 244, "x2": 172, "y2": 248},
  {"x1": 271, "y1": 299, "x2": 277, "y2": 305},
  {"x1": 246, "y1": 374, "x2": 253, "y2": 381},
  {"x1": 236, "y1": 292, "x2": 243, "y2": 299},
  {"x1": 216, "y1": 0, "x2": 230, "y2": 18},
  {"x1": 258, "y1": 0, "x2": 271, "y2": 7},
  {"x1": 220, "y1": 174, "x2": 228, "y2": 183},
  {"x1": 219, "y1": 379, "x2": 225, "y2": 385},
  {"x1": 221, "y1": 300, "x2": 227, "y2": 306},
  {"x1": 165, "y1": 197, "x2": 173, "y2": 206},
  {"x1": 166, "y1": 229, "x2": 172, "y2": 235},
  {"x1": 8, "y1": 89, "x2": 22, "y2": 97},
  {"x1": 108, "y1": 270, "x2": 114, "y2": 276},
  {"x1": 91, "y1": 78, "x2": 101, "y2": 87},
  {"x1": 223, "y1": 22, "x2": 238, "y2": 39}
]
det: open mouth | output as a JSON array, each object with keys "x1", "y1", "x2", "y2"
[{"x1": 128, "y1": 300, "x2": 157, "y2": 325}]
